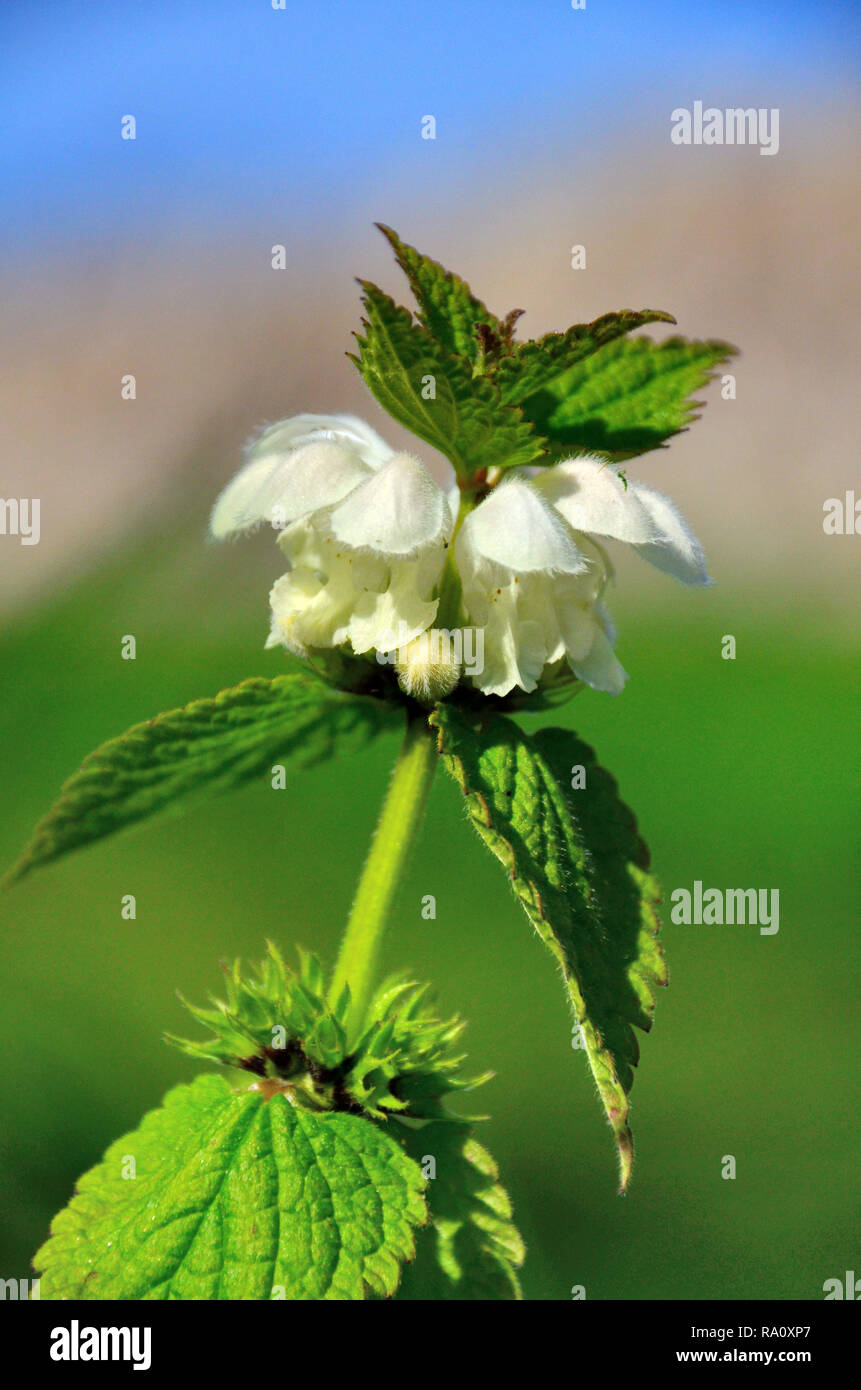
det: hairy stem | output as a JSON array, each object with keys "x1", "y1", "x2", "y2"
[{"x1": 329, "y1": 709, "x2": 438, "y2": 1035}]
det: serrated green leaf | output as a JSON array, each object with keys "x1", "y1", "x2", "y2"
[
  {"x1": 34, "y1": 1075, "x2": 427, "y2": 1300},
  {"x1": 519, "y1": 333, "x2": 736, "y2": 458},
  {"x1": 430, "y1": 705, "x2": 666, "y2": 1191},
  {"x1": 5, "y1": 672, "x2": 400, "y2": 885},
  {"x1": 494, "y1": 309, "x2": 678, "y2": 405},
  {"x1": 394, "y1": 1121, "x2": 524, "y2": 1300},
  {"x1": 376, "y1": 224, "x2": 505, "y2": 363},
  {"x1": 350, "y1": 282, "x2": 542, "y2": 479}
]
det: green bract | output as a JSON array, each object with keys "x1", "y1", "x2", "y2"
[
  {"x1": 351, "y1": 223, "x2": 735, "y2": 482},
  {"x1": 350, "y1": 280, "x2": 543, "y2": 480},
  {"x1": 169, "y1": 945, "x2": 490, "y2": 1122}
]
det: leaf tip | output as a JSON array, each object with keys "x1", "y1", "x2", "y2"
[{"x1": 617, "y1": 1127, "x2": 635, "y2": 1194}]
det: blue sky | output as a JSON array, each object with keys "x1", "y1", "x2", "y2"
[{"x1": 1, "y1": 0, "x2": 858, "y2": 247}]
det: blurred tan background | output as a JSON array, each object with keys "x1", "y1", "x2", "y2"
[{"x1": 3, "y1": 121, "x2": 860, "y2": 629}]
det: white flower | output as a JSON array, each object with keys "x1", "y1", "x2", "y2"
[
  {"x1": 211, "y1": 414, "x2": 709, "y2": 698},
  {"x1": 455, "y1": 479, "x2": 621, "y2": 697},
  {"x1": 456, "y1": 457, "x2": 710, "y2": 697},
  {"x1": 210, "y1": 413, "x2": 453, "y2": 657}
]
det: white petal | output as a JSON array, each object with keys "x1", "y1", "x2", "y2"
[
  {"x1": 250, "y1": 413, "x2": 394, "y2": 471},
  {"x1": 326, "y1": 453, "x2": 451, "y2": 557},
  {"x1": 628, "y1": 487, "x2": 711, "y2": 585},
  {"x1": 446, "y1": 480, "x2": 461, "y2": 532},
  {"x1": 456, "y1": 479, "x2": 588, "y2": 575},
  {"x1": 535, "y1": 455, "x2": 710, "y2": 586},
  {"x1": 209, "y1": 413, "x2": 392, "y2": 538},
  {"x1": 469, "y1": 594, "x2": 549, "y2": 697},
  {"x1": 533, "y1": 456, "x2": 657, "y2": 543},
  {"x1": 210, "y1": 453, "x2": 283, "y2": 539},
  {"x1": 267, "y1": 506, "x2": 446, "y2": 659},
  {"x1": 267, "y1": 536, "x2": 384, "y2": 655},
  {"x1": 252, "y1": 441, "x2": 374, "y2": 528},
  {"x1": 570, "y1": 624, "x2": 628, "y2": 695},
  {"x1": 219, "y1": 441, "x2": 374, "y2": 539},
  {"x1": 594, "y1": 599, "x2": 616, "y2": 646},
  {"x1": 346, "y1": 551, "x2": 441, "y2": 654}
]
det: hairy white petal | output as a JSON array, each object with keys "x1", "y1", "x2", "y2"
[
  {"x1": 533, "y1": 456, "x2": 658, "y2": 543},
  {"x1": 209, "y1": 413, "x2": 393, "y2": 539},
  {"x1": 471, "y1": 589, "x2": 549, "y2": 697},
  {"x1": 224, "y1": 441, "x2": 375, "y2": 538},
  {"x1": 457, "y1": 479, "x2": 588, "y2": 576},
  {"x1": 570, "y1": 624, "x2": 629, "y2": 695},
  {"x1": 594, "y1": 598, "x2": 617, "y2": 646},
  {"x1": 445, "y1": 480, "x2": 461, "y2": 531},
  {"x1": 267, "y1": 530, "x2": 379, "y2": 656},
  {"x1": 628, "y1": 487, "x2": 711, "y2": 585},
  {"x1": 395, "y1": 630, "x2": 462, "y2": 702},
  {"x1": 326, "y1": 453, "x2": 451, "y2": 558},
  {"x1": 535, "y1": 455, "x2": 710, "y2": 585},
  {"x1": 346, "y1": 546, "x2": 443, "y2": 653},
  {"x1": 251, "y1": 413, "x2": 394, "y2": 471},
  {"x1": 210, "y1": 454, "x2": 285, "y2": 539}
]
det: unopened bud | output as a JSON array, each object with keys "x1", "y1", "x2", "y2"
[{"x1": 395, "y1": 629, "x2": 461, "y2": 703}]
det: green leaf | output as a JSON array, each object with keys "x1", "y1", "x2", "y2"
[
  {"x1": 376, "y1": 223, "x2": 507, "y2": 363},
  {"x1": 350, "y1": 281, "x2": 542, "y2": 479},
  {"x1": 34, "y1": 1075, "x2": 427, "y2": 1300},
  {"x1": 5, "y1": 672, "x2": 400, "y2": 885},
  {"x1": 519, "y1": 333, "x2": 737, "y2": 458},
  {"x1": 494, "y1": 309, "x2": 678, "y2": 404},
  {"x1": 430, "y1": 705, "x2": 666, "y2": 1191},
  {"x1": 394, "y1": 1121, "x2": 524, "y2": 1300}
]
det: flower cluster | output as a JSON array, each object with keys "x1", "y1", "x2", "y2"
[{"x1": 211, "y1": 413, "x2": 709, "y2": 701}]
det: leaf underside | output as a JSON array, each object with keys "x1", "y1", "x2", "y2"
[
  {"x1": 394, "y1": 1120, "x2": 525, "y2": 1300},
  {"x1": 431, "y1": 704, "x2": 666, "y2": 1191},
  {"x1": 34, "y1": 1075, "x2": 427, "y2": 1301},
  {"x1": 5, "y1": 672, "x2": 400, "y2": 885}
]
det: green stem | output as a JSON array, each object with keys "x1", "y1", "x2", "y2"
[
  {"x1": 436, "y1": 488, "x2": 478, "y2": 630},
  {"x1": 328, "y1": 709, "x2": 438, "y2": 1035}
]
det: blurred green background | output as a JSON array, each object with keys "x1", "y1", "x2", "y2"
[{"x1": 2, "y1": 0, "x2": 858, "y2": 1301}]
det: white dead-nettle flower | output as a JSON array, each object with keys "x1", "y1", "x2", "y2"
[
  {"x1": 211, "y1": 414, "x2": 709, "y2": 698},
  {"x1": 211, "y1": 414, "x2": 453, "y2": 658}
]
